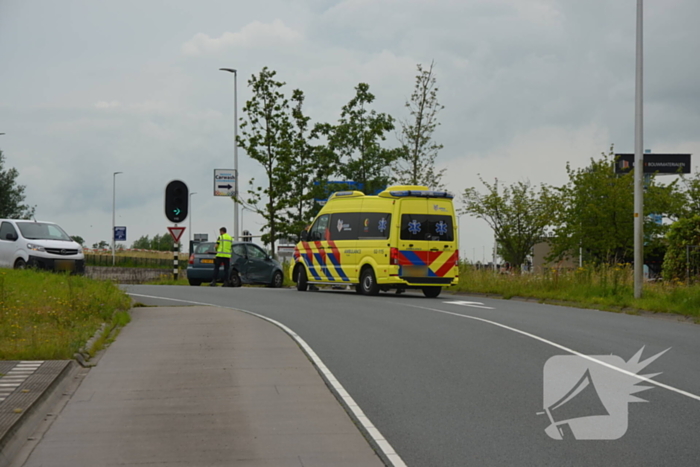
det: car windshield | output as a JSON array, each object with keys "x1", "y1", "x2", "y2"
[
  {"x1": 16, "y1": 222, "x2": 72, "y2": 241},
  {"x1": 194, "y1": 242, "x2": 216, "y2": 254}
]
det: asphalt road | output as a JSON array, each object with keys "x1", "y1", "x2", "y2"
[{"x1": 125, "y1": 285, "x2": 700, "y2": 467}]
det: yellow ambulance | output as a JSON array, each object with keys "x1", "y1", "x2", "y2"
[{"x1": 290, "y1": 185, "x2": 459, "y2": 297}]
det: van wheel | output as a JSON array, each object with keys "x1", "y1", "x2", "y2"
[
  {"x1": 229, "y1": 270, "x2": 242, "y2": 287},
  {"x1": 14, "y1": 258, "x2": 26, "y2": 270},
  {"x1": 360, "y1": 268, "x2": 380, "y2": 296},
  {"x1": 188, "y1": 278, "x2": 202, "y2": 286},
  {"x1": 296, "y1": 266, "x2": 308, "y2": 291},
  {"x1": 422, "y1": 286, "x2": 442, "y2": 298}
]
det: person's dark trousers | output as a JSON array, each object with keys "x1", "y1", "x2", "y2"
[{"x1": 211, "y1": 256, "x2": 230, "y2": 286}]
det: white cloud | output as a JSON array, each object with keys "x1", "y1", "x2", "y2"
[{"x1": 182, "y1": 19, "x2": 303, "y2": 56}]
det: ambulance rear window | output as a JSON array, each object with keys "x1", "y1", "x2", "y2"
[{"x1": 400, "y1": 214, "x2": 454, "y2": 241}]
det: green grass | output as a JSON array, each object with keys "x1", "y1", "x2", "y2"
[
  {"x1": 449, "y1": 264, "x2": 700, "y2": 319},
  {"x1": 0, "y1": 269, "x2": 132, "y2": 360}
]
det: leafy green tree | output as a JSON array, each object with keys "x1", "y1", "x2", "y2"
[
  {"x1": 461, "y1": 176, "x2": 556, "y2": 272},
  {"x1": 131, "y1": 235, "x2": 151, "y2": 250},
  {"x1": 238, "y1": 67, "x2": 295, "y2": 256},
  {"x1": 0, "y1": 150, "x2": 35, "y2": 218},
  {"x1": 395, "y1": 61, "x2": 445, "y2": 189},
  {"x1": 92, "y1": 240, "x2": 109, "y2": 249},
  {"x1": 71, "y1": 235, "x2": 85, "y2": 246},
  {"x1": 662, "y1": 215, "x2": 700, "y2": 281},
  {"x1": 676, "y1": 171, "x2": 700, "y2": 218},
  {"x1": 279, "y1": 90, "x2": 337, "y2": 240},
  {"x1": 151, "y1": 233, "x2": 174, "y2": 251},
  {"x1": 323, "y1": 83, "x2": 402, "y2": 195},
  {"x1": 550, "y1": 147, "x2": 682, "y2": 265}
]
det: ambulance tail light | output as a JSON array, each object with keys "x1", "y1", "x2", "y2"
[
  {"x1": 390, "y1": 247, "x2": 400, "y2": 265},
  {"x1": 189, "y1": 254, "x2": 195, "y2": 265}
]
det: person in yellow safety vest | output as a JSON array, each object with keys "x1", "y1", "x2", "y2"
[{"x1": 210, "y1": 227, "x2": 233, "y2": 287}]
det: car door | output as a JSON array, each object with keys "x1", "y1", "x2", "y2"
[
  {"x1": 244, "y1": 244, "x2": 272, "y2": 284},
  {"x1": 231, "y1": 244, "x2": 248, "y2": 281}
]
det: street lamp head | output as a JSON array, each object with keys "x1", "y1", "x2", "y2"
[
  {"x1": 219, "y1": 68, "x2": 237, "y2": 74},
  {"x1": 114, "y1": 171, "x2": 123, "y2": 176}
]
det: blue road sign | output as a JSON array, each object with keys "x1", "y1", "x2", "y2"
[{"x1": 114, "y1": 226, "x2": 127, "y2": 242}]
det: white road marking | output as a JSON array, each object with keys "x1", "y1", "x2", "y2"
[
  {"x1": 397, "y1": 302, "x2": 700, "y2": 403},
  {"x1": 443, "y1": 300, "x2": 494, "y2": 309},
  {"x1": 127, "y1": 292, "x2": 407, "y2": 467}
]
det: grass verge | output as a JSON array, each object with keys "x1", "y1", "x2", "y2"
[
  {"x1": 0, "y1": 269, "x2": 132, "y2": 360},
  {"x1": 449, "y1": 264, "x2": 700, "y2": 320}
]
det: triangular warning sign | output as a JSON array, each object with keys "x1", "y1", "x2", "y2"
[{"x1": 168, "y1": 226, "x2": 186, "y2": 243}]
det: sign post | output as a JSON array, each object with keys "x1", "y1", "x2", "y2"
[{"x1": 168, "y1": 226, "x2": 186, "y2": 281}]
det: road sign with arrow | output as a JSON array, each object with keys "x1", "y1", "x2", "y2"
[{"x1": 214, "y1": 169, "x2": 236, "y2": 197}]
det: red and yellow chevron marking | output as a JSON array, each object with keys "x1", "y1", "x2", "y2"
[{"x1": 398, "y1": 250, "x2": 458, "y2": 277}]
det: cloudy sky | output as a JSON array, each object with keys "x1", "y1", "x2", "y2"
[{"x1": 1, "y1": 0, "x2": 699, "y2": 261}]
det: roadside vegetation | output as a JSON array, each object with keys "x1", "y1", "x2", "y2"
[
  {"x1": 450, "y1": 263, "x2": 700, "y2": 320},
  {"x1": 0, "y1": 270, "x2": 132, "y2": 360}
]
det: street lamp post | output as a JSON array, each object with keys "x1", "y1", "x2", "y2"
[
  {"x1": 112, "y1": 171, "x2": 123, "y2": 266},
  {"x1": 633, "y1": 0, "x2": 644, "y2": 298},
  {"x1": 219, "y1": 68, "x2": 239, "y2": 241},
  {"x1": 189, "y1": 192, "x2": 197, "y2": 246}
]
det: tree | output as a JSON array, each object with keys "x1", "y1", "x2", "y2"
[
  {"x1": 71, "y1": 235, "x2": 85, "y2": 246},
  {"x1": 662, "y1": 215, "x2": 700, "y2": 281},
  {"x1": 280, "y1": 90, "x2": 337, "y2": 240},
  {"x1": 132, "y1": 235, "x2": 151, "y2": 250},
  {"x1": 0, "y1": 150, "x2": 35, "y2": 218},
  {"x1": 461, "y1": 176, "x2": 556, "y2": 271},
  {"x1": 237, "y1": 67, "x2": 295, "y2": 257},
  {"x1": 92, "y1": 240, "x2": 109, "y2": 249},
  {"x1": 395, "y1": 61, "x2": 445, "y2": 189},
  {"x1": 324, "y1": 83, "x2": 402, "y2": 195},
  {"x1": 550, "y1": 147, "x2": 682, "y2": 265}
]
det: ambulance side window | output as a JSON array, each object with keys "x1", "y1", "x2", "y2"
[
  {"x1": 309, "y1": 215, "x2": 330, "y2": 241},
  {"x1": 329, "y1": 213, "x2": 360, "y2": 241},
  {"x1": 358, "y1": 213, "x2": 391, "y2": 239}
]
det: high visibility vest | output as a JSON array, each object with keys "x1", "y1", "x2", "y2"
[{"x1": 215, "y1": 233, "x2": 233, "y2": 258}]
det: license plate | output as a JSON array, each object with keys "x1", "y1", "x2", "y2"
[
  {"x1": 201, "y1": 259, "x2": 214, "y2": 264},
  {"x1": 55, "y1": 260, "x2": 76, "y2": 271},
  {"x1": 403, "y1": 265, "x2": 428, "y2": 277}
]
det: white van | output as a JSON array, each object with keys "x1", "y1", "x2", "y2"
[{"x1": 0, "y1": 219, "x2": 85, "y2": 273}]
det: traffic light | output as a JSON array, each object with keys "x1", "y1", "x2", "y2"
[
  {"x1": 165, "y1": 180, "x2": 188, "y2": 223},
  {"x1": 242, "y1": 230, "x2": 252, "y2": 242}
]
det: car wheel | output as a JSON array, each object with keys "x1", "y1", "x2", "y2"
[
  {"x1": 188, "y1": 278, "x2": 203, "y2": 286},
  {"x1": 229, "y1": 270, "x2": 242, "y2": 287},
  {"x1": 360, "y1": 268, "x2": 380, "y2": 296},
  {"x1": 422, "y1": 286, "x2": 442, "y2": 298},
  {"x1": 14, "y1": 258, "x2": 26, "y2": 270},
  {"x1": 270, "y1": 270, "x2": 283, "y2": 288},
  {"x1": 296, "y1": 266, "x2": 308, "y2": 291}
]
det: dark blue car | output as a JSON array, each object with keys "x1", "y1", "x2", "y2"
[{"x1": 186, "y1": 241, "x2": 284, "y2": 288}]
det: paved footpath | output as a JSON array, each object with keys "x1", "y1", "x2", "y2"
[{"x1": 0, "y1": 306, "x2": 384, "y2": 467}]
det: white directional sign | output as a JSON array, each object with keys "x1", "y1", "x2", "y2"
[{"x1": 214, "y1": 169, "x2": 236, "y2": 197}]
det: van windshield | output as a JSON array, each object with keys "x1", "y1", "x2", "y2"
[
  {"x1": 16, "y1": 222, "x2": 73, "y2": 241},
  {"x1": 400, "y1": 214, "x2": 454, "y2": 242}
]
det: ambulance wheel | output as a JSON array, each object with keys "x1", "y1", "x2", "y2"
[
  {"x1": 296, "y1": 266, "x2": 308, "y2": 291},
  {"x1": 422, "y1": 286, "x2": 442, "y2": 298},
  {"x1": 360, "y1": 268, "x2": 380, "y2": 296},
  {"x1": 14, "y1": 258, "x2": 27, "y2": 269}
]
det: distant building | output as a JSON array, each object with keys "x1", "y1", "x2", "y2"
[{"x1": 531, "y1": 240, "x2": 578, "y2": 273}]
